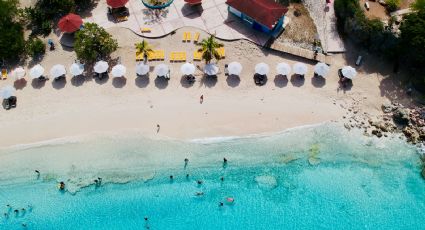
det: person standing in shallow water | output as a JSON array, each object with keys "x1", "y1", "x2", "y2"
[
  {"x1": 184, "y1": 158, "x2": 189, "y2": 169},
  {"x1": 223, "y1": 157, "x2": 228, "y2": 168}
]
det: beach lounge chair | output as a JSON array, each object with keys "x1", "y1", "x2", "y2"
[
  {"x1": 194, "y1": 32, "x2": 200, "y2": 43},
  {"x1": 1, "y1": 68, "x2": 7, "y2": 80},
  {"x1": 216, "y1": 47, "x2": 225, "y2": 58},
  {"x1": 2, "y1": 99, "x2": 10, "y2": 110},
  {"x1": 141, "y1": 28, "x2": 151, "y2": 33},
  {"x1": 193, "y1": 50, "x2": 202, "y2": 61}
]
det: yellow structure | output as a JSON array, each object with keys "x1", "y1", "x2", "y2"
[
  {"x1": 140, "y1": 28, "x2": 151, "y2": 33},
  {"x1": 216, "y1": 47, "x2": 225, "y2": 58},
  {"x1": 193, "y1": 50, "x2": 202, "y2": 61},
  {"x1": 1, "y1": 69, "x2": 7, "y2": 80},
  {"x1": 170, "y1": 52, "x2": 187, "y2": 62},
  {"x1": 183, "y1": 32, "x2": 191, "y2": 42},
  {"x1": 136, "y1": 50, "x2": 164, "y2": 61},
  {"x1": 193, "y1": 32, "x2": 200, "y2": 43}
]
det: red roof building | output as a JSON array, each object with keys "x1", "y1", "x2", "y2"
[{"x1": 226, "y1": 0, "x2": 288, "y2": 34}]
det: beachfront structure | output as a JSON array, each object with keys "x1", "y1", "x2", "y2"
[{"x1": 226, "y1": 0, "x2": 288, "y2": 37}]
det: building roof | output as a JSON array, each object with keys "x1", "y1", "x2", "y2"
[{"x1": 226, "y1": 0, "x2": 288, "y2": 29}]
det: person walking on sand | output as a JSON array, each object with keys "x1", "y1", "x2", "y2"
[
  {"x1": 156, "y1": 124, "x2": 160, "y2": 133},
  {"x1": 200, "y1": 95, "x2": 204, "y2": 104}
]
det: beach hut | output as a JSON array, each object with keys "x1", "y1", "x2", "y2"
[
  {"x1": 341, "y1": 66, "x2": 357, "y2": 79},
  {"x1": 50, "y1": 65, "x2": 67, "y2": 80},
  {"x1": 12, "y1": 67, "x2": 26, "y2": 80},
  {"x1": 180, "y1": 63, "x2": 196, "y2": 76},
  {"x1": 155, "y1": 64, "x2": 170, "y2": 79},
  {"x1": 204, "y1": 64, "x2": 219, "y2": 76},
  {"x1": 314, "y1": 63, "x2": 330, "y2": 78},
  {"x1": 276, "y1": 63, "x2": 291, "y2": 76},
  {"x1": 58, "y1": 13, "x2": 83, "y2": 33},
  {"x1": 227, "y1": 62, "x2": 242, "y2": 76},
  {"x1": 29, "y1": 64, "x2": 45, "y2": 79},
  {"x1": 69, "y1": 63, "x2": 84, "y2": 76},
  {"x1": 255, "y1": 63, "x2": 269, "y2": 75},
  {"x1": 111, "y1": 64, "x2": 127, "y2": 78},
  {"x1": 226, "y1": 0, "x2": 288, "y2": 37},
  {"x1": 136, "y1": 62, "x2": 150, "y2": 76},
  {"x1": 293, "y1": 62, "x2": 308, "y2": 76},
  {"x1": 94, "y1": 61, "x2": 109, "y2": 74}
]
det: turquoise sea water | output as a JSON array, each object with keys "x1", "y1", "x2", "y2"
[{"x1": 0, "y1": 124, "x2": 424, "y2": 229}]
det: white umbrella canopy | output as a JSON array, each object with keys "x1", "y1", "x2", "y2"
[
  {"x1": 69, "y1": 63, "x2": 84, "y2": 76},
  {"x1": 29, "y1": 64, "x2": 45, "y2": 79},
  {"x1": 13, "y1": 67, "x2": 26, "y2": 80},
  {"x1": 154, "y1": 64, "x2": 169, "y2": 77},
  {"x1": 314, "y1": 63, "x2": 330, "y2": 77},
  {"x1": 341, "y1": 66, "x2": 357, "y2": 79},
  {"x1": 255, "y1": 63, "x2": 269, "y2": 75},
  {"x1": 276, "y1": 62, "x2": 291, "y2": 76},
  {"x1": 93, "y1": 61, "x2": 109, "y2": 74},
  {"x1": 111, "y1": 64, "x2": 127, "y2": 78},
  {"x1": 136, "y1": 62, "x2": 150, "y2": 75},
  {"x1": 1, "y1": 85, "x2": 16, "y2": 99},
  {"x1": 180, "y1": 63, "x2": 195, "y2": 75},
  {"x1": 204, "y1": 64, "x2": 219, "y2": 76},
  {"x1": 293, "y1": 62, "x2": 308, "y2": 75},
  {"x1": 228, "y1": 62, "x2": 242, "y2": 75},
  {"x1": 50, "y1": 64, "x2": 66, "y2": 79}
]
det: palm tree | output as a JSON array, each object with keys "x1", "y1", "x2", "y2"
[
  {"x1": 135, "y1": 40, "x2": 153, "y2": 62},
  {"x1": 197, "y1": 35, "x2": 223, "y2": 64}
]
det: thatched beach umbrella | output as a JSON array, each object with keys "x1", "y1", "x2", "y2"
[
  {"x1": 154, "y1": 64, "x2": 170, "y2": 78},
  {"x1": 314, "y1": 63, "x2": 330, "y2": 77},
  {"x1": 180, "y1": 63, "x2": 195, "y2": 75},
  {"x1": 50, "y1": 64, "x2": 66, "y2": 79},
  {"x1": 111, "y1": 64, "x2": 127, "y2": 78},
  {"x1": 293, "y1": 62, "x2": 308, "y2": 75},
  {"x1": 1, "y1": 85, "x2": 16, "y2": 99},
  {"x1": 12, "y1": 67, "x2": 26, "y2": 80},
  {"x1": 255, "y1": 63, "x2": 269, "y2": 75},
  {"x1": 136, "y1": 62, "x2": 150, "y2": 75},
  {"x1": 341, "y1": 66, "x2": 357, "y2": 79},
  {"x1": 228, "y1": 62, "x2": 242, "y2": 76},
  {"x1": 204, "y1": 64, "x2": 219, "y2": 76},
  {"x1": 29, "y1": 64, "x2": 45, "y2": 79},
  {"x1": 69, "y1": 63, "x2": 84, "y2": 76},
  {"x1": 94, "y1": 61, "x2": 109, "y2": 74},
  {"x1": 276, "y1": 63, "x2": 291, "y2": 76}
]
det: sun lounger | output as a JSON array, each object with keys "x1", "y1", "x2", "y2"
[
  {"x1": 183, "y1": 32, "x2": 191, "y2": 42},
  {"x1": 194, "y1": 32, "x2": 200, "y2": 43},
  {"x1": 193, "y1": 50, "x2": 202, "y2": 61},
  {"x1": 141, "y1": 28, "x2": 151, "y2": 33},
  {"x1": 1, "y1": 69, "x2": 7, "y2": 80},
  {"x1": 136, "y1": 52, "x2": 144, "y2": 61},
  {"x1": 216, "y1": 47, "x2": 225, "y2": 58},
  {"x1": 170, "y1": 52, "x2": 187, "y2": 62}
]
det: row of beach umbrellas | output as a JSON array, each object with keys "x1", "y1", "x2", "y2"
[{"x1": 11, "y1": 62, "x2": 357, "y2": 81}]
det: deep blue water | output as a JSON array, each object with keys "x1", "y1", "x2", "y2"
[{"x1": 0, "y1": 124, "x2": 424, "y2": 229}]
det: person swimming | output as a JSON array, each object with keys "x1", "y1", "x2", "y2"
[
  {"x1": 220, "y1": 176, "x2": 224, "y2": 181},
  {"x1": 219, "y1": 202, "x2": 224, "y2": 207},
  {"x1": 169, "y1": 175, "x2": 174, "y2": 180},
  {"x1": 59, "y1": 182, "x2": 65, "y2": 190},
  {"x1": 197, "y1": 180, "x2": 203, "y2": 185},
  {"x1": 186, "y1": 174, "x2": 190, "y2": 179},
  {"x1": 3, "y1": 213, "x2": 8, "y2": 218},
  {"x1": 195, "y1": 192, "x2": 204, "y2": 196}
]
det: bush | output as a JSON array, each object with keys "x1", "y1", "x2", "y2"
[
  {"x1": 0, "y1": 0, "x2": 25, "y2": 61},
  {"x1": 74, "y1": 23, "x2": 118, "y2": 62},
  {"x1": 386, "y1": 0, "x2": 400, "y2": 12},
  {"x1": 26, "y1": 37, "x2": 46, "y2": 58}
]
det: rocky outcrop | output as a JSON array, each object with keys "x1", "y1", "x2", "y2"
[{"x1": 393, "y1": 107, "x2": 410, "y2": 126}]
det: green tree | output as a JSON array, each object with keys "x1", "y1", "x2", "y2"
[
  {"x1": 412, "y1": 0, "x2": 425, "y2": 12},
  {"x1": 135, "y1": 40, "x2": 153, "y2": 62},
  {"x1": 386, "y1": 0, "x2": 400, "y2": 12},
  {"x1": 74, "y1": 23, "x2": 118, "y2": 62},
  {"x1": 0, "y1": 0, "x2": 25, "y2": 61},
  {"x1": 197, "y1": 35, "x2": 223, "y2": 64},
  {"x1": 400, "y1": 11, "x2": 425, "y2": 66},
  {"x1": 26, "y1": 37, "x2": 46, "y2": 58}
]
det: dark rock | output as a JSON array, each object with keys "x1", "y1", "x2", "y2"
[
  {"x1": 393, "y1": 108, "x2": 410, "y2": 126},
  {"x1": 382, "y1": 103, "x2": 394, "y2": 113},
  {"x1": 372, "y1": 129, "x2": 383, "y2": 138}
]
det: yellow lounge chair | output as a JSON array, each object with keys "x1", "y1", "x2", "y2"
[
  {"x1": 194, "y1": 32, "x2": 200, "y2": 43},
  {"x1": 1, "y1": 69, "x2": 7, "y2": 80},
  {"x1": 217, "y1": 47, "x2": 225, "y2": 58},
  {"x1": 186, "y1": 32, "x2": 191, "y2": 42},
  {"x1": 183, "y1": 32, "x2": 187, "y2": 42},
  {"x1": 136, "y1": 52, "x2": 144, "y2": 61},
  {"x1": 141, "y1": 28, "x2": 151, "y2": 33},
  {"x1": 193, "y1": 50, "x2": 202, "y2": 61}
]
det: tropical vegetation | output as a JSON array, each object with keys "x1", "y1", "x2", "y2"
[
  {"x1": 0, "y1": 0, "x2": 25, "y2": 62},
  {"x1": 74, "y1": 23, "x2": 118, "y2": 62},
  {"x1": 135, "y1": 40, "x2": 153, "y2": 62},
  {"x1": 197, "y1": 35, "x2": 223, "y2": 64},
  {"x1": 26, "y1": 37, "x2": 46, "y2": 58}
]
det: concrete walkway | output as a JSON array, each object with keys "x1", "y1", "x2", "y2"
[{"x1": 85, "y1": 0, "x2": 270, "y2": 45}]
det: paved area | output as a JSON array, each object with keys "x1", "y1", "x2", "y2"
[
  {"x1": 85, "y1": 0, "x2": 270, "y2": 45},
  {"x1": 303, "y1": 0, "x2": 345, "y2": 53}
]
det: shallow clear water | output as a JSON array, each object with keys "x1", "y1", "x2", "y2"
[{"x1": 0, "y1": 124, "x2": 424, "y2": 229}]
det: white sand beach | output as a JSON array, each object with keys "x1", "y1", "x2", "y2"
[{"x1": 0, "y1": 27, "x2": 396, "y2": 148}]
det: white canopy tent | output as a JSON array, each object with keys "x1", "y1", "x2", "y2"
[
  {"x1": 154, "y1": 64, "x2": 170, "y2": 78},
  {"x1": 293, "y1": 62, "x2": 308, "y2": 75},
  {"x1": 1, "y1": 85, "x2": 16, "y2": 99},
  {"x1": 136, "y1": 62, "x2": 150, "y2": 75},
  {"x1": 50, "y1": 64, "x2": 66, "y2": 79},
  {"x1": 314, "y1": 63, "x2": 330, "y2": 77},
  {"x1": 276, "y1": 63, "x2": 291, "y2": 76},
  {"x1": 12, "y1": 67, "x2": 26, "y2": 80},
  {"x1": 69, "y1": 63, "x2": 84, "y2": 76},
  {"x1": 93, "y1": 61, "x2": 109, "y2": 74},
  {"x1": 111, "y1": 64, "x2": 127, "y2": 78},
  {"x1": 204, "y1": 64, "x2": 219, "y2": 76},
  {"x1": 255, "y1": 63, "x2": 269, "y2": 75},
  {"x1": 180, "y1": 63, "x2": 196, "y2": 75},
  {"x1": 29, "y1": 64, "x2": 45, "y2": 79},
  {"x1": 341, "y1": 66, "x2": 357, "y2": 79},
  {"x1": 227, "y1": 62, "x2": 243, "y2": 76}
]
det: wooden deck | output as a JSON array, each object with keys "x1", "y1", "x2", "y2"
[{"x1": 270, "y1": 43, "x2": 332, "y2": 65}]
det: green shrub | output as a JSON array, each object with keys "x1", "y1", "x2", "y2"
[
  {"x1": 26, "y1": 37, "x2": 46, "y2": 58},
  {"x1": 0, "y1": 0, "x2": 25, "y2": 61},
  {"x1": 386, "y1": 0, "x2": 400, "y2": 12}
]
